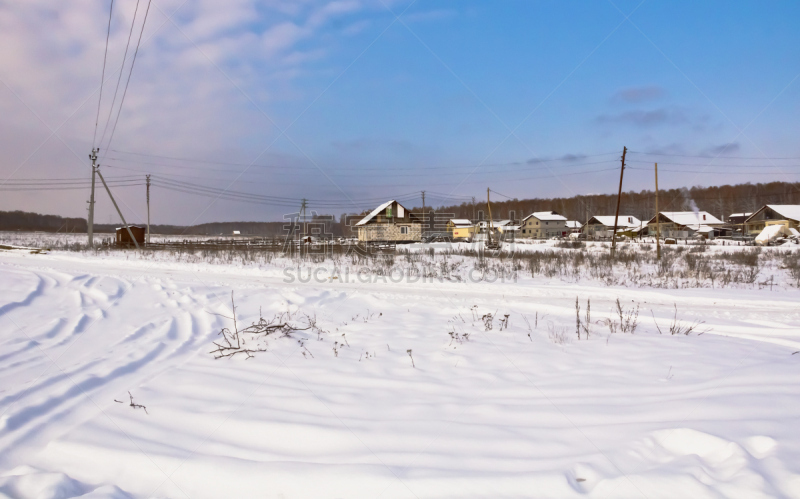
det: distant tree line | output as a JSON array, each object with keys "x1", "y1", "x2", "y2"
[
  {"x1": 3, "y1": 181, "x2": 799, "y2": 235},
  {"x1": 406, "y1": 181, "x2": 800, "y2": 224},
  {"x1": 0, "y1": 210, "x2": 87, "y2": 232}
]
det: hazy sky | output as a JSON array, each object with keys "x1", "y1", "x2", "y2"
[{"x1": 1, "y1": 0, "x2": 798, "y2": 225}]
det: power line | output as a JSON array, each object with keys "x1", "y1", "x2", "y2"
[
  {"x1": 108, "y1": 149, "x2": 621, "y2": 172},
  {"x1": 92, "y1": 0, "x2": 114, "y2": 149},
  {"x1": 98, "y1": 0, "x2": 141, "y2": 148},
  {"x1": 628, "y1": 150, "x2": 800, "y2": 160},
  {"x1": 627, "y1": 160, "x2": 800, "y2": 168},
  {"x1": 627, "y1": 167, "x2": 800, "y2": 175},
  {"x1": 150, "y1": 176, "x2": 424, "y2": 207},
  {"x1": 102, "y1": 0, "x2": 152, "y2": 153}
]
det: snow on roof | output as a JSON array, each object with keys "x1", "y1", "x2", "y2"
[
  {"x1": 729, "y1": 213, "x2": 752, "y2": 217},
  {"x1": 523, "y1": 211, "x2": 567, "y2": 222},
  {"x1": 658, "y1": 211, "x2": 723, "y2": 226},
  {"x1": 565, "y1": 221, "x2": 582, "y2": 228},
  {"x1": 449, "y1": 219, "x2": 472, "y2": 226},
  {"x1": 686, "y1": 224, "x2": 715, "y2": 233},
  {"x1": 765, "y1": 205, "x2": 800, "y2": 222},
  {"x1": 478, "y1": 220, "x2": 511, "y2": 227},
  {"x1": 355, "y1": 200, "x2": 395, "y2": 226},
  {"x1": 589, "y1": 216, "x2": 641, "y2": 228}
]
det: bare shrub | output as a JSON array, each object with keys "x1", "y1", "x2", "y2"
[
  {"x1": 547, "y1": 322, "x2": 570, "y2": 345},
  {"x1": 555, "y1": 240, "x2": 585, "y2": 249},
  {"x1": 607, "y1": 298, "x2": 639, "y2": 334},
  {"x1": 652, "y1": 304, "x2": 706, "y2": 335},
  {"x1": 210, "y1": 293, "x2": 325, "y2": 359}
]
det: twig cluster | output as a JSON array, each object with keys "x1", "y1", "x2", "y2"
[
  {"x1": 652, "y1": 304, "x2": 706, "y2": 335},
  {"x1": 210, "y1": 293, "x2": 326, "y2": 359}
]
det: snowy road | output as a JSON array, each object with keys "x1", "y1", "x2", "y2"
[{"x1": 1, "y1": 251, "x2": 799, "y2": 498}]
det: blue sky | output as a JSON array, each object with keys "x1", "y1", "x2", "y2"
[{"x1": 1, "y1": 0, "x2": 798, "y2": 224}]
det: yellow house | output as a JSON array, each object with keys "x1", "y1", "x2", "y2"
[
  {"x1": 744, "y1": 205, "x2": 800, "y2": 235},
  {"x1": 446, "y1": 219, "x2": 475, "y2": 239}
]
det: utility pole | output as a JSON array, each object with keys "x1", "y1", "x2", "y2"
[
  {"x1": 88, "y1": 148, "x2": 98, "y2": 247},
  {"x1": 300, "y1": 198, "x2": 308, "y2": 239},
  {"x1": 611, "y1": 146, "x2": 627, "y2": 258},
  {"x1": 146, "y1": 174, "x2": 151, "y2": 245},
  {"x1": 486, "y1": 188, "x2": 494, "y2": 246},
  {"x1": 421, "y1": 190, "x2": 426, "y2": 236},
  {"x1": 655, "y1": 162, "x2": 661, "y2": 260},
  {"x1": 472, "y1": 196, "x2": 476, "y2": 221}
]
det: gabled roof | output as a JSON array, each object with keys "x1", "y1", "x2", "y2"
[
  {"x1": 745, "y1": 205, "x2": 800, "y2": 223},
  {"x1": 565, "y1": 220, "x2": 583, "y2": 229},
  {"x1": 648, "y1": 211, "x2": 723, "y2": 226},
  {"x1": 522, "y1": 211, "x2": 567, "y2": 222},
  {"x1": 355, "y1": 200, "x2": 414, "y2": 226},
  {"x1": 449, "y1": 219, "x2": 472, "y2": 226},
  {"x1": 587, "y1": 216, "x2": 641, "y2": 228},
  {"x1": 478, "y1": 220, "x2": 511, "y2": 227}
]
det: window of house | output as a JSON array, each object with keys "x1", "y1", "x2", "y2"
[{"x1": 400, "y1": 226, "x2": 408, "y2": 234}]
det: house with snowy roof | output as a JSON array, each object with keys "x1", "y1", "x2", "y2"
[
  {"x1": 582, "y1": 215, "x2": 641, "y2": 238},
  {"x1": 446, "y1": 219, "x2": 475, "y2": 239},
  {"x1": 645, "y1": 211, "x2": 723, "y2": 239},
  {"x1": 519, "y1": 211, "x2": 568, "y2": 238},
  {"x1": 355, "y1": 200, "x2": 423, "y2": 242},
  {"x1": 744, "y1": 205, "x2": 800, "y2": 236}
]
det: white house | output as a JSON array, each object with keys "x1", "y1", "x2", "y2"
[
  {"x1": 645, "y1": 211, "x2": 723, "y2": 239},
  {"x1": 583, "y1": 215, "x2": 642, "y2": 238}
]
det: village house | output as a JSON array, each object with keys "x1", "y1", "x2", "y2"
[
  {"x1": 565, "y1": 220, "x2": 583, "y2": 233},
  {"x1": 744, "y1": 205, "x2": 800, "y2": 235},
  {"x1": 727, "y1": 213, "x2": 752, "y2": 225},
  {"x1": 446, "y1": 219, "x2": 474, "y2": 239},
  {"x1": 355, "y1": 200, "x2": 423, "y2": 242},
  {"x1": 582, "y1": 216, "x2": 641, "y2": 239},
  {"x1": 645, "y1": 211, "x2": 724, "y2": 239},
  {"x1": 519, "y1": 211, "x2": 568, "y2": 238}
]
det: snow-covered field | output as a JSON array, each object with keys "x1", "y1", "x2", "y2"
[{"x1": 1, "y1": 241, "x2": 800, "y2": 498}]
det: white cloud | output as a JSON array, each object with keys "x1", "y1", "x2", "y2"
[{"x1": 0, "y1": 0, "x2": 371, "y2": 221}]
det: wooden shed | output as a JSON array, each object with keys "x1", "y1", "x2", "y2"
[{"x1": 116, "y1": 225, "x2": 146, "y2": 247}]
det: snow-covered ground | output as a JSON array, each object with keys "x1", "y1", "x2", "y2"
[{"x1": 1, "y1": 243, "x2": 800, "y2": 498}]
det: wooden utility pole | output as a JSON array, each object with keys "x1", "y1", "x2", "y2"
[
  {"x1": 88, "y1": 148, "x2": 98, "y2": 247},
  {"x1": 472, "y1": 196, "x2": 476, "y2": 221},
  {"x1": 300, "y1": 198, "x2": 308, "y2": 239},
  {"x1": 146, "y1": 174, "x2": 151, "y2": 245},
  {"x1": 486, "y1": 188, "x2": 495, "y2": 247},
  {"x1": 611, "y1": 146, "x2": 626, "y2": 258},
  {"x1": 421, "y1": 190, "x2": 426, "y2": 236},
  {"x1": 655, "y1": 162, "x2": 661, "y2": 259}
]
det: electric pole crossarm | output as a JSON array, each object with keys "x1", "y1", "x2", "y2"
[{"x1": 97, "y1": 170, "x2": 140, "y2": 250}]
